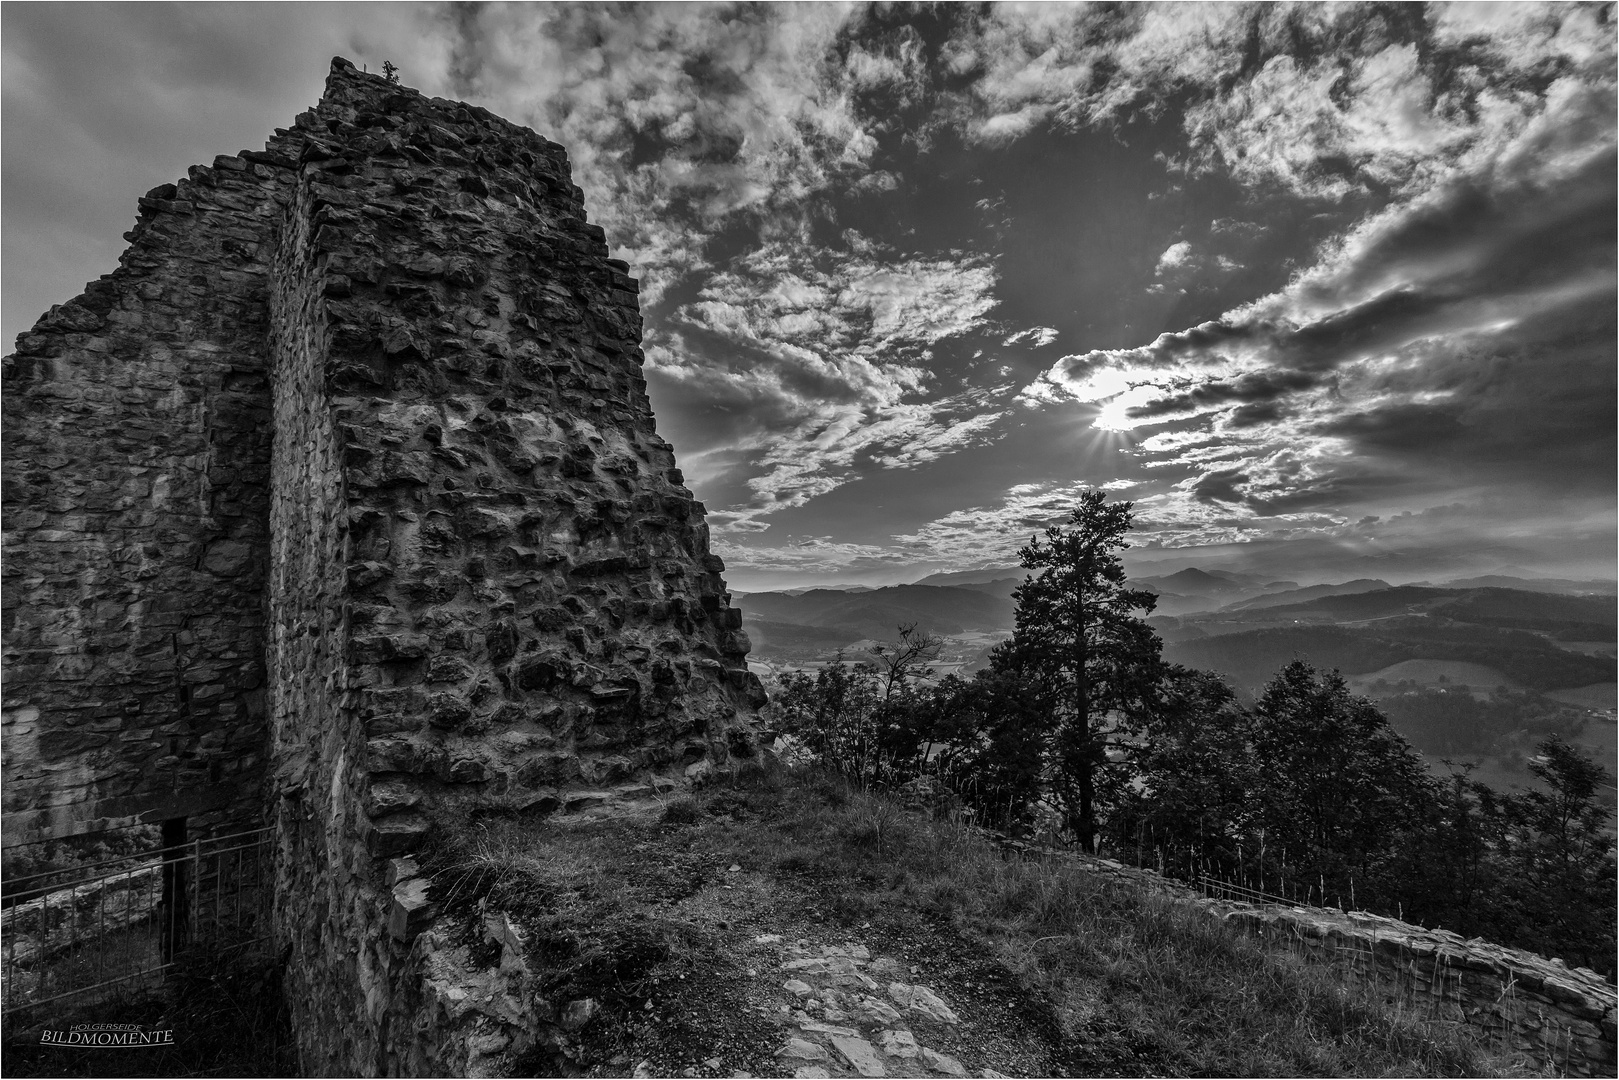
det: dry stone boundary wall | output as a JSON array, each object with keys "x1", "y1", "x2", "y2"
[
  {"x1": 1020, "y1": 846, "x2": 1618, "y2": 1076},
  {"x1": 3, "y1": 57, "x2": 762, "y2": 1074},
  {"x1": 1212, "y1": 901, "x2": 1617, "y2": 1077}
]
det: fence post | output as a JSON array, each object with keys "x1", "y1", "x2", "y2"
[
  {"x1": 190, "y1": 836, "x2": 202, "y2": 950},
  {"x1": 159, "y1": 817, "x2": 190, "y2": 965}
]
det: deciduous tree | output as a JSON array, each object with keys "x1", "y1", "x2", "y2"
[
  {"x1": 867, "y1": 623, "x2": 943, "y2": 706},
  {"x1": 1487, "y1": 737, "x2": 1617, "y2": 973},
  {"x1": 1115, "y1": 665, "x2": 1255, "y2": 877},
  {"x1": 1247, "y1": 660, "x2": 1434, "y2": 889}
]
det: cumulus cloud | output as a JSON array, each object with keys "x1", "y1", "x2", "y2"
[
  {"x1": 435, "y1": 4, "x2": 882, "y2": 308},
  {"x1": 945, "y1": 2, "x2": 1615, "y2": 200},
  {"x1": 439, "y1": 3, "x2": 1610, "y2": 555},
  {"x1": 695, "y1": 237, "x2": 999, "y2": 357},
  {"x1": 1148, "y1": 239, "x2": 1243, "y2": 294},
  {"x1": 1154, "y1": 241, "x2": 1194, "y2": 275},
  {"x1": 710, "y1": 534, "x2": 914, "y2": 585},
  {"x1": 425, "y1": 6, "x2": 1038, "y2": 541},
  {"x1": 890, "y1": 480, "x2": 1118, "y2": 568},
  {"x1": 1003, "y1": 326, "x2": 1060, "y2": 348},
  {"x1": 634, "y1": 226, "x2": 1014, "y2": 535},
  {"x1": 889, "y1": 475, "x2": 1371, "y2": 570}
]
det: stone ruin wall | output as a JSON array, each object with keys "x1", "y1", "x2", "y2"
[
  {"x1": 2, "y1": 115, "x2": 286, "y2": 847},
  {"x1": 265, "y1": 60, "x2": 766, "y2": 1074},
  {"x1": 3, "y1": 57, "x2": 763, "y2": 1074}
]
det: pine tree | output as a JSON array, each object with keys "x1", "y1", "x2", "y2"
[{"x1": 996, "y1": 490, "x2": 1161, "y2": 851}]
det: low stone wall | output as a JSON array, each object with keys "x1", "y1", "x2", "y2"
[
  {"x1": 1025, "y1": 846, "x2": 1618, "y2": 1077},
  {"x1": 1207, "y1": 901, "x2": 1617, "y2": 1077}
]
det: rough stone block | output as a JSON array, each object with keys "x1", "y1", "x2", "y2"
[
  {"x1": 388, "y1": 877, "x2": 436, "y2": 942},
  {"x1": 920, "y1": 1048, "x2": 967, "y2": 1076},
  {"x1": 385, "y1": 856, "x2": 421, "y2": 887},
  {"x1": 887, "y1": 983, "x2": 960, "y2": 1025},
  {"x1": 367, "y1": 812, "x2": 430, "y2": 857},
  {"x1": 878, "y1": 1029, "x2": 919, "y2": 1058},
  {"x1": 778, "y1": 1038, "x2": 828, "y2": 1063},
  {"x1": 830, "y1": 1035, "x2": 886, "y2": 1077}
]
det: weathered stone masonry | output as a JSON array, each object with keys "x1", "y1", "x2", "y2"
[
  {"x1": 3, "y1": 110, "x2": 283, "y2": 846},
  {"x1": 4, "y1": 58, "x2": 762, "y2": 1072}
]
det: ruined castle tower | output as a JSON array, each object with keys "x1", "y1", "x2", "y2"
[{"x1": 3, "y1": 58, "x2": 762, "y2": 1071}]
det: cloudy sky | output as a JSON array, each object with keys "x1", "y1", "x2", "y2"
[{"x1": 5, "y1": 3, "x2": 1615, "y2": 590}]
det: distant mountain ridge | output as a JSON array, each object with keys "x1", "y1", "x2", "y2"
[
  {"x1": 739, "y1": 583, "x2": 1015, "y2": 643},
  {"x1": 954, "y1": 578, "x2": 1023, "y2": 600},
  {"x1": 733, "y1": 585, "x2": 875, "y2": 598},
  {"x1": 1430, "y1": 575, "x2": 1618, "y2": 594},
  {"x1": 1216, "y1": 585, "x2": 1616, "y2": 628},
  {"x1": 1142, "y1": 567, "x2": 1248, "y2": 595},
  {"x1": 1224, "y1": 579, "x2": 1392, "y2": 611},
  {"x1": 914, "y1": 567, "x2": 1022, "y2": 587}
]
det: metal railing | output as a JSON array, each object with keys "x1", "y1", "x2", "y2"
[
  {"x1": 1197, "y1": 875, "x2": 1321, "y2": 908},
  {"x1": 1, "y1": 828, "x2": 272, "y2": 1016}
]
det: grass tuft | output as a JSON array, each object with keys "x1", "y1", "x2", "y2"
[{"x1": 659, "y1": 796, "x2": 700, "y2": 825}]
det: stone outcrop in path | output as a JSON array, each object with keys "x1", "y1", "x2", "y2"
[{"x1": 757, "y1": 936, "x2": 986, "y2": 1080}]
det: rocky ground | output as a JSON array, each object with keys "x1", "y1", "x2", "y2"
[{"x1": 760, "y1": 937, "x2": 993, "y2": 1079}]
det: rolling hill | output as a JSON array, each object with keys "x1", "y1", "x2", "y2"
[
  {"x1": 1435, "y1": 574, "x2": 1617, "y2": 594},
  {"x1": 1139, "y1": 567, "x2": 1248, "y2": 596},
  {"x1": 1164, "y1": 622, "x2": 1614, "y2": 694},
  {"x1": 741, "y1": 619, "x2": 866, "y2": 658},
  {"x1": 954, "y1": 577, "x2": 1023, "y2": 600}
]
